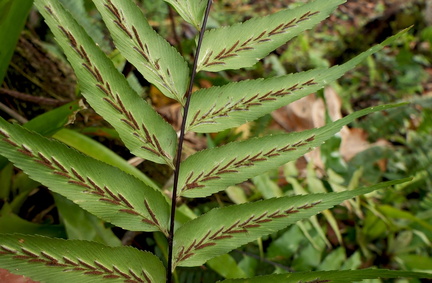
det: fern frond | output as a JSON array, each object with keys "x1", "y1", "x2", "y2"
[
  {"x1": 179, "y1": 104, "x2": 404, "y2": 198},
  {"x1": 197, "y1": 0, "x2": 345, "y2": 72},
  {"x1": 0, "y1": 118, "x2": 170, "y2": 234},
  {"x1": 173, "y1": 179, "x2": 408, "y2": 267},
  {"x1": 94, "y1": 0, "x2": 190, "y2": 104},
  {"x1": 0, "y1": 234, "x2": 165, "y2": 283},
  {"x1": 187, "y1": 31, "x2": 406, "y2": 133},
  {"x1": 35, "y1": 0, "x2": 177, "y2": 167}
]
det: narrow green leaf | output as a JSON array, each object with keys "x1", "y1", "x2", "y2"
[
  {"x1": 188, "y1": 31, "x2": 407, "y2": 132},
  {"x1": 378, "y1": 204, "x2": 432, "y2": 232},
  {"x1": 0, "y1": 117, "x2": 170, "y2": 234},
  {"x1": 173, "y1": 179, "x2": 409, "y2": 267},
  {"x1": 0, "y1": 163, "x2": 13, "y2": 199},
  {"x1": 207, "y1": 254, "x2": 247, "y2": 279},
  {"x1": 321, "y1": 210, "x2": 342, "y2": 245},
  {"x1": 197, "y1": 0, "x2": 344, "y2": 72},
  {"x1": 317, "y1": 247, "x2": 345, "y2": 270},
  {"x1": 179, "y1": 104, "x2": 405, "y2": 198},
  {"x1": 23, "y1": 100, "x2": 83, "y2": 136},
  {"x1": 93, "y1": 0, "x2": 189, "y2": 103},
  {"x1": 398, "y1": 254, "x2": 432, "y2": 271},
  {"x1": 0, "y1": 234, "x2": 165, "y2": 283},
  {"x1": 35, "y1": 0, "x2": 177, "y2": 167},
  {"x1": 217, "y1": 269, "x2": 432, "y2": 283},
  {"x1": 164, "y1": 0, "x2": 206, "y2": 30},
  {"x1": 2, "y1": 173, "x2": 39, "y2": 214},
  {"x1": 0, "y1": 0, "x2": 32, "y2": 83},
  {"x1": 252, "y1": 173, "x2": 283, "y2": 199}
]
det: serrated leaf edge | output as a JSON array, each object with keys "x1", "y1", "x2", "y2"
[
  {"x1": 174, "y1": 200, "x2": 322, "y2": 264},
  {"x1": 181, "y1": 135, "x2": 315, "y2": 193},
  {"x1": 42, "y1": 3, "x2": 175, "y2": 167},
  {"x1": 188, "y1": 78, "x2": 317, "y2": 130},
  {"x1": 200, "y1": 10, "x2": 320, "y2": 69},
  {"x1": 102, "y1": 0, "x2": 186, "y2": 103}
]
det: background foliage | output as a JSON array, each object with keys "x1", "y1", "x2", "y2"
[{"x1": 0, "y1": 0, "x2": 431, "y2": 282}]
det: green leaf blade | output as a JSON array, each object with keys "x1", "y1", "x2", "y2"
[
  {"x1": 35, "y1": 0, "x2": 177, "y2": 167},
  {"x1": 94, "y1": 0, "x2": 190, "y2": 103},
  {"x1": 59, "y1": 0, "x2": 111, "y2": 52},
  {"x1": 173, "y1": 179, "x2": 409, "y2": 267},
  {"x1": 188, "y1": 31, "x2": 407, "y2": 133},
  {"x1": 0, "y1": 100, "x2": 83, "y2": 169},
  {"x1": 23, "y1": 100, "x2": 84, "y2": 137},
  {"x1": 53, "y1": 193, "x2": 122, "y2": 247},
  {"x1": 0, "y1": 118, "x2": 170, "y2": 234},
  {"x1": 0, "y1": 0, "x2": 33, "y2": 83},
  {"x1": 164, "y1": 0, "x2": 207, "y2": 30},
  {"x1": 0, "y1": 212, "x2": 66, "y2": 238},
  {"x1": 0, "y1": 234, "x2": 165, "y2": 283},
  {"x1": 197, "y1": 0, "x2": 345, "y2": 72},
  {"x1": 179, "y1": 104, "x2": 405, "y2": 198}
]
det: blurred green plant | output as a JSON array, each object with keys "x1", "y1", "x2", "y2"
[{"x1": 0, "y1": 0, "x2": 431, "y2": 282}]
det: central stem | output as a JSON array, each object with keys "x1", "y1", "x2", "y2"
[{"x1": 166, "y1": 2, "x2": 213, "y2": 282}]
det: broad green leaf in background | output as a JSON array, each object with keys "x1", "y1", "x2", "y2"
[
  {"x1": 218, "y1": 269, "x2": 432, "y2": 283},
  {"x1": 197, "y1": 0, "x2": 344, "y2": 72},
  {"x1": 266, "y1": 225, "x2": 307, "y2": 261},
  {"x1": 378, "y1": 204, "x2": 432, "y2": 232},
  {"x1": 53, "y1": 128, "x2": 159, "y2": 190},
  {"x1": 164, "y1": 0, "x2": 207, "y2": 30},
  {"x1": 252, "y1": 173, "x2": 283, "y2": 199},
  {"x1": 23, "y1": 100, "x2": 83, "y2": 137},
  {"x1": 225, "y1": 186, "x2": 248, "y2": 204},
  {"x1": 188, "y1": 31, "x2": 406, "y2": 133},
  {"x1": 178, "y1": 104, "x2": 404, "y2": 198},
  {"x1": 1, "y1": 171, "x2": 40, "y2": 214},
  {"x1": 341, "y1": 251, "x2": 362, "y2": 270},
  {"x1": 291, "y1": 232, "x2": 325, "y2": 270},
  {"x1": 0, "y1": 163, "x2": 13, "y2": 199},
  {"x1": 397, "y1": 254, "x2": 432, "y2": 271},
  {"x1": 306, "y1": 163, "x2": 343, "y2": 245},
  {"x1": 35, "y1": 0, "x2": 177, "y2": 167},
  {"x1": 0, "y1": 171, "x2": 62, "y2": 239},
  {"x1": 0, "y1": 0, "x2": 33, "y2": 83},
  {"x1": 0, "y1": 234, "x2": 165, "y2": 283},
  {"x1": 0, "y1": 117, "x2": 170, "y2": 234},
  {"x1": 53, "y1": 193, "x2": 122, "y2": 247},
  {"x1": 93, "y1": 0, "x2": 190, "y2": 104},
  {"x1": 58, "y1": 0, "x2": 111, "y2": 52},
  {"x1": 0, "y1": 204, "x2": 66, "y2": 238},
  {"x1": 206, "y1": 254, "x2": 247, "y2": 279},
  {"x1": 172, "y1": 179, "x2": 408, "y2": 267},
  {"x1": 0, "y1": 100, "x2": 83, "y2": 169},
  {"x1": 317, "y1": 247, "x2": 346, "y2": 270}
]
